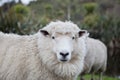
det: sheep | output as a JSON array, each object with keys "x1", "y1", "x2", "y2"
[
  {"x1": 0, "y1": 21, "x2": 89, "y2": 80},
  {"x1": 80, "y1": 37, "x2": 107, "y2": 80}
]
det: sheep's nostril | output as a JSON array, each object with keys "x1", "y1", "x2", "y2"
[
  {"x1": 66, "y1": 53, "x2": 69, "y2": 56},
  {"x1": 60, "y1": 52, "x2": 69, "y2": 58}
]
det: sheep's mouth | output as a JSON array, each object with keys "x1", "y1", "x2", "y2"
[{"x1": 60, "y1": 59, "x2": 68, "y2": 62}]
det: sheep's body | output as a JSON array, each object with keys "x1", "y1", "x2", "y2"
[
  {"x1": 0, "y1": 32, "x2": 40, "y2": 80},
  {"x1": 84, "y1": 37, "x2": 107, "y2": 73},
  {"x1": 81, "y1": 37, "x2": 107, "y2": 80},
  {"x1": 0, "y1": 21, "x2": 88, "y2": 80}
]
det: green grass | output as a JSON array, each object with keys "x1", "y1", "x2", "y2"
[{"x1": 77, "y1": 75, "x2": 120, "y2": 80}]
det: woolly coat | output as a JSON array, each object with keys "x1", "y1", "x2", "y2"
[
  {"x1": 0, "y1": 21, "x2": 87, "y2": 80},
  {"x1": 83, "y1": 37, "x2": 107, "y2": 74}
]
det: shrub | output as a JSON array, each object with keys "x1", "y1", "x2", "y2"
[
  {"x1": 83, "y1": 14, "x2": 100, "y2": 27},
  {"x1": 83, "y1": 2, "x2": 98, "y2": 15},
  {"x1": 0, "y1": 4, "x2": 35, "y2": 35},
  {"x1": 12, "y1": 4, "x2": 30, "y2": 17}
]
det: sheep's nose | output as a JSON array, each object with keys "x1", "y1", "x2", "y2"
[{"x1": 60, "y1": 52, "x2": 69, "y2": 58}]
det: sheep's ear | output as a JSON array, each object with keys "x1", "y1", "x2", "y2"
[
  {"x1": 78, "y1": 30, "x2": 89, "y2": 37},
  {"x1": 40, "y1": 30, "x2": 49, "y2": 36}
]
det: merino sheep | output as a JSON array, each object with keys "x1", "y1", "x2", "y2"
[
  {"x1": 0, "y1": 21, "x2": 89, "y2": 80},
  {"x1": 80, "y1": 37, "x2": 107, "y2": 80}
]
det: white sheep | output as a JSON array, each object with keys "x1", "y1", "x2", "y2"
[
  {"x1": 0, "y1": 21, "x2": 89, "y2": 80},
  {"x1": 80, "y1": 37, "x2": 107, "y2": 80}
]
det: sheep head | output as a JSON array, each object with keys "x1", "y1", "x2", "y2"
[{"x1": 40, "y1": 29, "x2": 88, "y2": 63}]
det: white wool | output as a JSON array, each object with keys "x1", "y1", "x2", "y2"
[
  {"x1": 42, "y1": 21, "x2": 80, "y2": 35},
  {"x1": 82, "y1": 37, "x2": 107, "y2": 74},
  {"x1": 0, "y1": 21, "x2": 88, "y2": 80}
]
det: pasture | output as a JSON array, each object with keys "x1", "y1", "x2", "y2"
[{"x1": 77, "y1": 75, "x2": 120, "y2": 80}]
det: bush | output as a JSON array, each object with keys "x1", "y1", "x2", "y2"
[
  {"x1": 12, "y1": 4, "x2": 30, "y2": 17},
  {"x1": 83, "y1": 2, "x2": 98, "y2": 15},
  {"x1": 0, "y1": 4, "x2": 35, "y2": 35},
  {"x1": 44, "y1": 4, "x2": 52, "y2": 11},
  {"x1": 83, "y1": 14, "x2": 100, "y2": 28}
]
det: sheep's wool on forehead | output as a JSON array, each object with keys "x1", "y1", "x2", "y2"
[{"x1": 43, "y1": 21, "x2": 80, "y2": 34}]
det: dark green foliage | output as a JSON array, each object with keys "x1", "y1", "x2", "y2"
[
  {"x1": 44, "y1": 4, "x2": 52, "y2": 11},
  {"x1": 83, "y1": 14, "x2": 100, "y2": 27},
  {"x1": 83, "y1": 2, "x2": 98, "y2": 15},
  {"x1": 0, "y1": 4, "x2": 37, "y2": 35}
]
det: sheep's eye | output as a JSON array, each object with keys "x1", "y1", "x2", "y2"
[
  {"x1": 52, "y1": 36, "x2": 55, "y2": 39},
  {"x1": 72, "y1": 37, "x2": 75, "y2": 39}
]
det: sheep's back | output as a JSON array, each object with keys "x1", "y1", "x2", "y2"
[{"x1": 0, "y1": 32, "x2": 38, "y2": 80}]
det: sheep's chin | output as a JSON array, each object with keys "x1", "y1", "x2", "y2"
[
  {"x1": 50, "y1": 57, "x2": 83, "y2": 77},
  {"x1": 39, "y1": 51, "x2": 84, "y2": 77}
]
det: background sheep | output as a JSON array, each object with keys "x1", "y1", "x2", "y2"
[
  {"x1": 0, "y1": 21, "x2": 89, "y2": 80},
  {"x1": 80, "y1": 37, "x2": 107, "y2": 80}
]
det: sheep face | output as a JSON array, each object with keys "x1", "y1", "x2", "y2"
[
  {"x1": 51, "y1": 32, "x2": 74, "y2": 62},
  {"x1": 40, "y1": 30, "x2": 88, "y2": 63}
]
